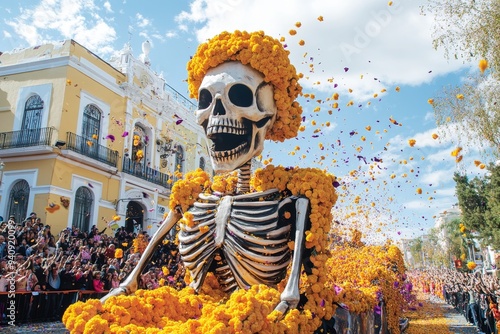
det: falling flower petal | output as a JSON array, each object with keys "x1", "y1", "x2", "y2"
[
  {"x1": 105, "y1": 134, "x2": 116, "y2": 142},
  {"x1": 479, "y1": 59, "x2": 488, "y2": 73},
  {"x1": 121, "y1": 131, "x2": 129, "y2": 137}
]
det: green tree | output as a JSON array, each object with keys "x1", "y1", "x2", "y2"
[
  {"x1": 483, "y1": 163, "x2": 500, "y2": 248},
  {"x1": 408, "y1": 237, "x2": 423, "y2": 268},
  {"x1": 454, "y1": 165, "x2": 500, "y2": 249},
  {"x1": 426, "y1": 0, "x2": 500, "y2": 156},
  {"x1": 426, "y1": 0, "x2": 500, "y2": 75},
  {"x1": 440, "y1": 217, "x2": 466, "y2": 263}
]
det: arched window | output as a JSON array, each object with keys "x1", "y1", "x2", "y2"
[
  {"x1": 132, "y1": 124, "x2": 148, "y2": 167},
  {"x1": 82, "y1": 104, "x2": 102, "y2": 140},
  {"x1": 20, "y1": 95, "x2": 44, "y2": 145},
  {"x1": 72, "y1": 187, "x2": 93, "y2": 232},
  {"x1": 8, "y1": 180, "x2": 30, "y2": 223},
  {"x1": 22, "y1": 95, "x2": 43, "y2": 129},
  {"x1": 175, "y1": 145, "x2": 184, "y2": 174},
  {"x1": 199, "y1": 157, "x2": 206, "y2": 171}
]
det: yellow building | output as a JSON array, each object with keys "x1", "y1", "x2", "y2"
[{"x1": 0, "y1": 39, "x2": 211, "y2": 235}]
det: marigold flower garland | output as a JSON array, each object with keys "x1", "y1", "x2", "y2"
[
  {"x1": 325, "y1": 243, "x2": 407, "y2": 334},
  {"x1": 63, "y1": 167, "x2": 411, "y2": 334},
  {"x1": 187, "y1": 30, "x2": 303, "y2": 142},
  {"x1": 64, "y1": 166, "x2": 340, "y2": 333}
]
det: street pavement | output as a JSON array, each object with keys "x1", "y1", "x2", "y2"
[{"x1": 430, "y1": 295, "x2": 486, "y2": 334}]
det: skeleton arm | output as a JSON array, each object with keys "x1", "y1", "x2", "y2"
[
  {"x1": 100, "y1": 207, "x2": 182, "y2": 303},
  {"x1": 275, "y1": 196, "x2": 310, "y2": 315}
]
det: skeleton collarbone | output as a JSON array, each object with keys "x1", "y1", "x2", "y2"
[{"x1": 178, "y1": 188, "x2": 300, "y2": 293}]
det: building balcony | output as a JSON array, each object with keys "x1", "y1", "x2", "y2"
[
  {"x1": 0, "y1": 127, "x2": 55, "y2": 157},
  {"x1": 122, "y1": 156, "x2": 172, "y2": 189},
  {"x1": 65, "y1": 132, "x2": 119, "y2": 168}
]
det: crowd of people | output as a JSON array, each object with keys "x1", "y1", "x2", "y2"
[
  {"x1": 410, "y1": 268, "x2": 500, "y2": 334},
  {"x1": 0, "y1": 212, "x2": 186, "y2": 324}
]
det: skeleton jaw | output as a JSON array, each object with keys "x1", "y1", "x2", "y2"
[{"x1": 207, "y1": 116, "x2": 270, "y2": 173}]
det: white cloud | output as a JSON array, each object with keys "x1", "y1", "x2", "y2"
[
  {"x1": 5, "y1": 0, "x2": 116, "y2": 54},
  {"x1": 176, "y1": 0, "x2": 466, "y2": 100},
  {"x1": 136, "y1": 13, "x2": 150, "y2": 28},
  {"x1": 421, "y1": 169, "x2": 453, "y2": 186},
  {"x1": 424, "y1": 112, "x2": 434, "y2": 122},
  {"x1": 103, "y1": 1, "x2": 113, "y2": 12}
]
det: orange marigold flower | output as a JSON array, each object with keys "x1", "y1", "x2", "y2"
[
  {"x1": 408, "y1": 139, "x2": 416, "y2": 147},
  {"x1": 428, "y1": 98, "x2": 434, "y2": 104},
  {"x1": 479, "y1": 59, "x2": 488, "y2": 73},
  {"x1": 450, "y1": 147, "x2": 462, "y2": 157},
  {"x1": 416, "y1": 188, "x2": 422, "y2": 194},
  {"x1": 456, "y1": 94, "x2": 464, "y2": 100},
  {"x1": 432, "y1": 133, "x2": 438, "y2": 139}
]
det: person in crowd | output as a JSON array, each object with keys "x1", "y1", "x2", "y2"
[
  {"x1": 0, "y1": 221, "x2": 186, "y2": 324},
  {"x1": 92, "y1": 271, "x2": 105, "y2": 292}
]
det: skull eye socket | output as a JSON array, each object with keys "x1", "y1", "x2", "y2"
[
  {"x1": 198, "y1": 89, "x2": 213, "y2": 109},
  {"x1": 228, "y1": 84, "x2": 253, "y2": 107}
]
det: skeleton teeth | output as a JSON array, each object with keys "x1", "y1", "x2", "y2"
[{"x1": 212, "y1": 142, "x2": 248, "y2": 162}]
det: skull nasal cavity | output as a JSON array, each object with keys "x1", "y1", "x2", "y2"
[
  {"x1": 229, "y1": 84, "x2": 253, "y2": 107},
  {"x1": 213, "y1": 99, "x2": 225, "y2": 115}
]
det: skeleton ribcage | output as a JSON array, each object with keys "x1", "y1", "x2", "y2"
[{"x1": 178, "y1": 188, "x2": 294, "y2": 293}]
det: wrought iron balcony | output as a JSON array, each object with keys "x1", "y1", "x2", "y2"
[
  {"x1": 65, "y1": 132, "x2": 119, "y2": 167},
  {"x1": 0, "y1": 127, "x2": 54, "y2": 149},
  {"x1": 122, "y1": 156, "x2": 172, "y2": 189}
]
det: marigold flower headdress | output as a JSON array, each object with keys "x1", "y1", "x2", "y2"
[{"x1": 187, "y1": 30, "x2": 303, "y2": 142}]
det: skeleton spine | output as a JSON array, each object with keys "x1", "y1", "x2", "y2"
[{"x1": 237, "y1": 161, "x2": 251, "y2": 194}]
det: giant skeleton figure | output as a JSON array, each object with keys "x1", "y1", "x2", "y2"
[{"x1": 102, "y1": 32, "x2": 311, "y2": 315}]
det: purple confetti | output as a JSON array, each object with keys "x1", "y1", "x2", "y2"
[{"x1": 344, "y1": 67, "x2": 349, "y2": 72}]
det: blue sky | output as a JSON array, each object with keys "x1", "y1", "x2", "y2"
[{"x1": 1, "y1": 0, "x2": 493, "y2": 244}]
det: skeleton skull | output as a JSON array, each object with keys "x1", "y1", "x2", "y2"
[{"x1": 196, "y1": 61, "x2": 277, "y2": 173}]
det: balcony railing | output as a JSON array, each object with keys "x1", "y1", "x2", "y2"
[
  {"x1": 0, "y1": 127, "x2": 54, "y2": 149},
  {"x1": 122, "y1": 156, "x2": 172, "y2": 189},
  {"x1": 164, "y1": 83, "x2": 197, "y2": 112},
  {"x1": 66, "y1": 132, "x2": 119, "y2": 167}
]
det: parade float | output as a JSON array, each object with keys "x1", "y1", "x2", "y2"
[{"x1": 63, "y1": 30, "x2": 409, "y2": 334}]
